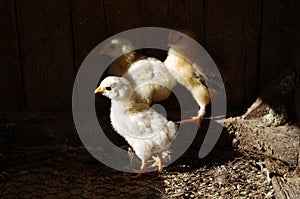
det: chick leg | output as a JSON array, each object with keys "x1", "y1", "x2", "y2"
[
  {"x1": 176, "y1": 116, "x2": 202, "y2": 124},
  {"x1": 189, "y1": 104, "x2": 206, "y2": 121},
  {"x1": 121, "y1": 147, "x2": 142, "y2": 172},
  {"x1": 150, "y1": 153, "x2": 163, "y2": 173},
  {"x1": 177, "y1": 85, "x2": 210, "y2": 124},
  {"x1": 176, "y1": 106, "x2": 205, "y2": 124},
  {"x1": 131, "y1": 160, "x2": 147, "y2": 179}
]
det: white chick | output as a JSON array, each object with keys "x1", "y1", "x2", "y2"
[
  {"x1": 95, "y1": 76, "x2": 178, "y2": 178},
  {"x1": 164, "y1": 32, "x2": 211, "y2": 123},
  {"x1": 100, "y1": 37, "x2": 176, "y2": 105}
]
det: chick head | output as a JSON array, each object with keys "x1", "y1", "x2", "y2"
[
  {"x1": 99, "y1": 37, "x2": 134, "y2": 58},
  {"x1": 95, "y1": 76, "x2": 132, "y2": 100},
  {"x1": 168, "y1": 30, "x2": 198, "y2": 51},
  {"x1": 168, "y1": 31, "x2": 188, "y2": 50}
]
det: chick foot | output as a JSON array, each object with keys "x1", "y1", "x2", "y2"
[
  {"x1": 176, "y1": 115, "x2": 203, "y2": 124},
  {"x1": 131, "y1": 160, "x2": 148, "y2": 179},
  {"x1": 150, "y1": 153, "x2": 163, "y2": 173}
]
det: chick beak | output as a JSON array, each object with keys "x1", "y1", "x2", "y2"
[
  {"x1": 167, "y1": 41, "x2": 176, "y2": 47},
  {"x1": 99, "y1": 49, "x2": 107, "y2": 55},
  {"x1": 94, "y1": 86, "x2": 104, "y2": 94}
]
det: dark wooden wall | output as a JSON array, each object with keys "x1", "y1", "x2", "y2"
[{"x1": 0, "y1": 0, "x2": 299, "y2": 113}]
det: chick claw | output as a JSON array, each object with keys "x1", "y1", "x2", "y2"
[
  {"x1": 176, "y1": 115, "x2": 203, "y2": 124},
  {"x1": 150, "y1": 153, "x2": 163, "y2": 173},
  {"x1": 130, "y1": 154, "x2": 164, "y2": 178}
]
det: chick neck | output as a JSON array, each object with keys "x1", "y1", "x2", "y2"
[
  {"x1": 168, "y1": 47, "x2": 192, "y2": 65},
  {"x1": 110, "y1": 84, "x2": 149, "y2": 116},
  {"x1": 110, "y1": 83, "x2": 134, "y2": 110},
  {"x1": 169, "y1": 43, "x2": 198, "y2": 64},
  {"x1": 124, "y1": 50, "x2": 136, "y2": 64},
  {"x1": 168, "y1": 47, "x2": 187, "y2": 59}
]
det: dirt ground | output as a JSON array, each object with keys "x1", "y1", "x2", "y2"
[
  {"x1": 0, "y1": 111, "x2": 299, "y2": 198},
  {"x1": 1, "y1": 144, "x2": 297, "y2": 199}
]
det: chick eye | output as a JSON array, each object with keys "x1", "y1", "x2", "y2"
[
  {"x1": 106, "y1": 86, "x2": 112, "y2": 91},
  {"x1": 109, "y1": 44, "x2": 116, "y2": 50},
  {"x1": 178, "y1": 35, "x2": 183, "y2": 40}
]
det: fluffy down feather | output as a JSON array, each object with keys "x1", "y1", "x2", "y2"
[{"x1": 125, "y1": 57, "x2": 176, "y2": 104}]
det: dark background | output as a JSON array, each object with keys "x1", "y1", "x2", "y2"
[
  {"x1": 0, "y1": 0, "x2": 299, "y2": 127},
  {"x1": 0, "y1": 1, "x2": 299, "y2": 197}
]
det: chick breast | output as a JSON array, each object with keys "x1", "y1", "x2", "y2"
[{"x1": 111, "y1": 104, "x2": 178, "y2": 162}]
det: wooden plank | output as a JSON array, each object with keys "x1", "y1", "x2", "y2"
[
  {"x1": 143, "y1": 0, "x2": 203, "y2": 42},
  {"x1": 71, "y1": 0, "x2": 107, "y2": 70},
  {"x1": 259, "y1": 0, "x2": 294, "y2": 90},
  {"x1": 143, "y1": 0, "x2": 203, "y2": 61},
  {"x1": 205, "y1": 0, "x2": 260, "y2": 113},
  {"x1": 103, "y1": 0, "x2": 143, "y2": 36},
  {"x1": 15, "y1": 0, "x2": 75, "y2": 111},
  {"x1": 0, "y1": 0, "x2": 24, "y2": 111},
  {"x1": 0, "y1": 112, "x2": 78, "y2": 147}
]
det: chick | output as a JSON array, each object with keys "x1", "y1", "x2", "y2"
[
  {"x1": 95, "y1": 76, "x2": 178, "y2": 178},
  {"x1": 167, "y1": 31, "x2": 225, "y2": 93},
  {"x1": 100, "y1": 37, "x2": 176, "y2": 105},
  {"x1": 100, "y1": 37, "x2": 145, "y2": 76},
  {"x1": 164, "y1": 31, "x2": 211, "y2": 123}
]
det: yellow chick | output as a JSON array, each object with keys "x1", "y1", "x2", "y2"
[{"x1": 164, "y1": 31, "x2": 211, "y2": 123}]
